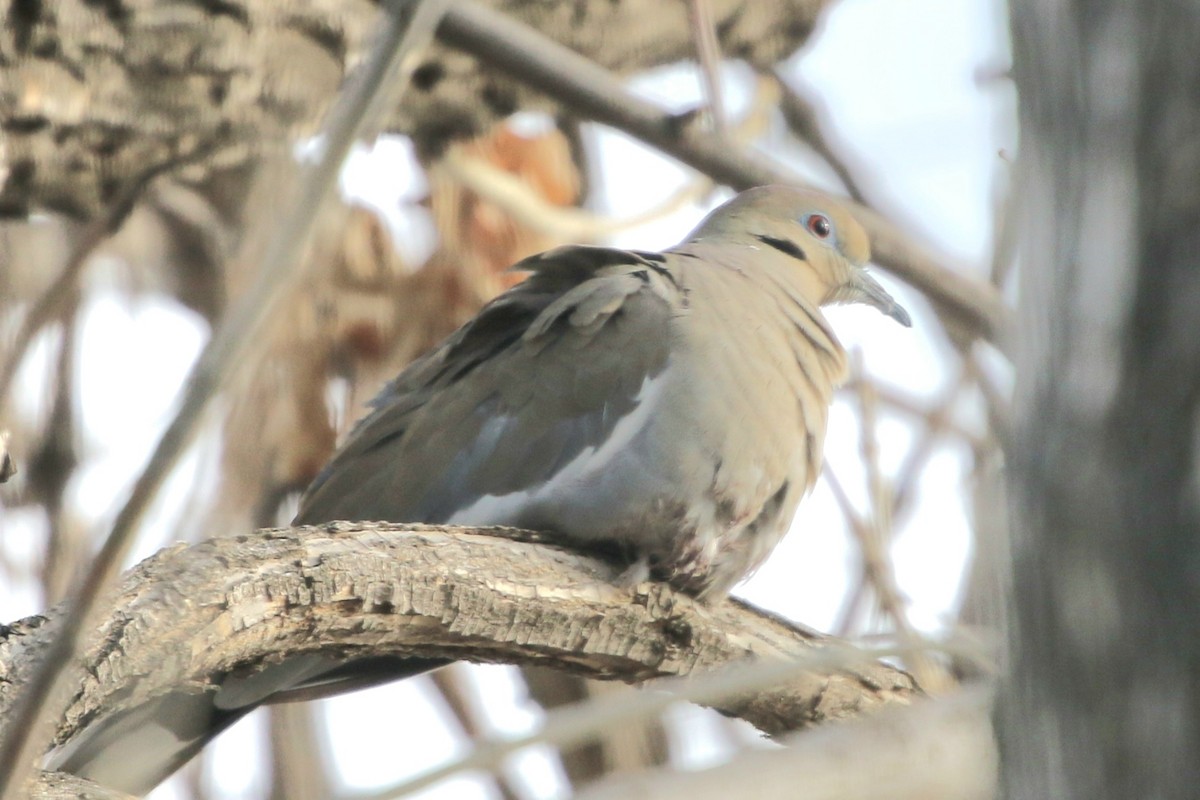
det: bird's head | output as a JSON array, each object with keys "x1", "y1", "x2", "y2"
[{"x1": 687, "y1": 185, "x2": 911, "y2": 327}]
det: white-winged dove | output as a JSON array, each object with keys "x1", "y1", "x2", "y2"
[
  {"x1": 296, "y1": 183, "x2": 908, "y2": 594},
  {"x1": 53, "y1": 185, "x2": 910, "y2": 792}
]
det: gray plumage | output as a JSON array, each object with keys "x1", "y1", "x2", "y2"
[
  {"x1": 296, "y1": 184, "x2": 909, "y2": 596},
  {"x1": 53, "y1": 185, "x2": 910, "y2": 793}
]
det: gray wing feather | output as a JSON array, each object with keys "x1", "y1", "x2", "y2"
[{"x1": 295, "y1": 247, "x2": 678, "y2": 526}]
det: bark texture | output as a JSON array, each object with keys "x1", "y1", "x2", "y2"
[
  {"x1": 0, "y1": 523, "x2": 919, "y2": 786},
  {"x1": 0, "y1": 0, "x2": 826, "y2": 218},
  {"x1": 21, "y1": 772, "x2": 135, "y2": 800}
]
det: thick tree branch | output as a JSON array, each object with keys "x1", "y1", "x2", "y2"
[
  {"x1": 0, "y1": 523, "x2": 919, "y2": 795},
  {"x1": 21, "y1": 773, "x2": 135, "y2": 800},
  {"x1": 0, "y1": 0, "x2": 827, "y2": 218}
]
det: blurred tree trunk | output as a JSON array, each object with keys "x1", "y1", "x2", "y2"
[{"x1": 1003, "y1": 3, "x2": 1200, "y2": 798}]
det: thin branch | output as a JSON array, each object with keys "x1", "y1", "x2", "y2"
[
  {"x1": 855, "y1": 358, "x2": 895, "y2": 561},
  {"x1": 426, "y1": 668, "x2": 524, "y2": 800},
  {"x1": 0, "y1": 2, "x2": 452, "y2": 794},
  {"x1": 0, "y1": 168, "x2": 164, "y2": 407},
  {"x1": 825, "y1": 459, "x2": 908, "y2": 637},
  {"x1": 987, "y1": 149, "x2": 1018, "y2": 290},
  {"x1": 848, "y1": 362, "x2": 953, "y2": 691},
  {"x1": 851, "y1": 371, "x2": 915, "y2": 628},
  {"x1": 35, "y1": 303, "x2": 81, "y2": 604},
  {"x1": 687, "y1": 0, "x2": 729, "y2": 137},
  {"x1": 267, "y1": 704, "x2": 334, "y2": 800},
  {"x1": 840, "y1": 378, "x2": 982, "y2": 446},
  {"x1": 890, "y1": 369, "x2": 973, "y2": 518},
  {"x1": 436, "y1": 1, "x2": 1010, "y2": 345},
  {"x1": 771, "y1": 72, "x2": 868, "y2": 204},
  {"x1": 0, "y1": 430, "x2": 13, "y2": 484},
  {"x1": 962, "y1": 344, "x2": 1012, "y2": 444},
  {"x1": 832, "y1": 575, "x2": 869, "y2": 638},
  {"x1": 441, "y1": 148, "x2": 713, "y2": 240},
  {"x1": 439, "y1": 74, "x2": 780, "y2": 242},
  {"x1": 823, "y1": 466, "x2": 875, "y2": 636},
  {"x1": 361, "y1": 639, "x2": 940, "y2": 800}
]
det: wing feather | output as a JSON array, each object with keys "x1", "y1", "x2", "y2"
[{"x1": 295, "y1": 247, "x2": 679, "y2": 526}]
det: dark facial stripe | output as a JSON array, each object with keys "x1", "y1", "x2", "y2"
[{"x1": 755, "y1": 234, "x2": 806, "y2": 262}]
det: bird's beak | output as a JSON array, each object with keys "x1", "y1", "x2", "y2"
[{"x1": 851, "y1": 271, "x2": 912, "y2": 327}]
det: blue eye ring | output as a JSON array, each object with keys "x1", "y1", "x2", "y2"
[{"x1": 805, "y1": 213, "x2": 833, "y2": 239}]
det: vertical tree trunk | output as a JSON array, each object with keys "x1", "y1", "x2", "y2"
[{"x1": 1003, "y1": 4, "x2": 1200, "y2": 797}]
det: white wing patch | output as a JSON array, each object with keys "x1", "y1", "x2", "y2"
[{"x1": 446, "y1": 372, "x2": 668, "y2": 527}]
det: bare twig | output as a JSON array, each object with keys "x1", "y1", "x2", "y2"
[
  {"x1": 962, "y1": 344, "x2": 1012, "y2": 443},
  {"x1": 427, "y1": 668, "x2": 524, "y2": 800},
  {"x1": 435, "y1": 1, "x2": 1010, "y2": 345},
  {"x1": 0, "y1": 430, "x2": 14, "y2": 484},
  {"x1": 687, "y1": 0, "x2": 729, "y2": 137},
  {"x1": 832, "y1": 576, "x2": 869, "y2": 638},
  {"x1": 840, "y1": 378, "x2": 982, "y2": 445},
  {"x1": 439, "y1": 75, "x2": 780, "y2": 242},
  {"x1": 823, "y1": 466, "x2": 874, "y2": 635},
  {"x1": 267, "y1": 704, "x2": 334, "y2": 800},
  {"x1": 848, "y1": 357, "x2": 953, "y2": 691},
  {"x1": 0, "y1": 2, "x2": 452, "y2": 794},
  {"x1": 851, "y1": 367, "x2": 916, "y2": 633},
  {"x1": 441, "y1": 148, "x2": 713, "y2": 240},
  {"x1": 359, "y1": 639, "x2": 939, "y2": 800},
  {"x1": 855, "y1": 359, "x2": 896, "y2": 570},
  {"x1": 35, "y1": 305, "x2": 82, "y2": 604},
  {"x1": 0, "y1": 169, "x2": 164, "y2": 407},
  {"x1": 988, "y1": 149, "x2": 1018, "y2": 289},
  {"x1": 890, "y1": 370, "x2": 973, "y2": 518},
  {"x1": 772, "y1": 72, "x2": 868, "y2": 204}
]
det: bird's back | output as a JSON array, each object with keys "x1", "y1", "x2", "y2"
[
  {"x1": 295, "y1": 245, "x2": 678, "y2": 530},
  {"x1": 296, "y1": 239, "x2": 846, "y2": 597}
]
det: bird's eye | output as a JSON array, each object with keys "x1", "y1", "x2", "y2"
[{"x1": 806, "y1": 214, "x2": 833, "y2": 239}]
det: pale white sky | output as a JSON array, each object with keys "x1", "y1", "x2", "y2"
[{"x1": 2, "y1": 1, "x2": 1013, "y2": 797}]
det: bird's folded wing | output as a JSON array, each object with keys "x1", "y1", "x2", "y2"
[{"x1": 295, "y1": 246, "x2": 682, "y2": 526}]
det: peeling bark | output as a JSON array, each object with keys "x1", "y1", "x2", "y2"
[{"x1": 0, "y1": 523, "x2": 918, "y2": 789}]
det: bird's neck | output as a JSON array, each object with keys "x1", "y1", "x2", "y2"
[{"x1": 676, "y1": 240, "x2": 850, "y2": 393}]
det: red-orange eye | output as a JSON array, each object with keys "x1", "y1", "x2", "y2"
[{"x1": 806, "y1": 214, "x2": 832, "y2": 238}]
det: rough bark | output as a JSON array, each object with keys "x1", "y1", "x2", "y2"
[
  {"x1": 20, "y1": 772, "x2": 135, "y2": 800},
  {"x1": 0, "y1": 0, "x2": 826, "y2": 219},
  {"x1": 1003, "y1": 3, "x2": 1200, "y2": 797},
  {"x1": 0, "y1": 524, "x2": 919, "y2": 791}
]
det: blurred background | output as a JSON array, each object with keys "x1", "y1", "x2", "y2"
[{"x1": 0, "y1": 0, "x2": 1014, "y2": 797}]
